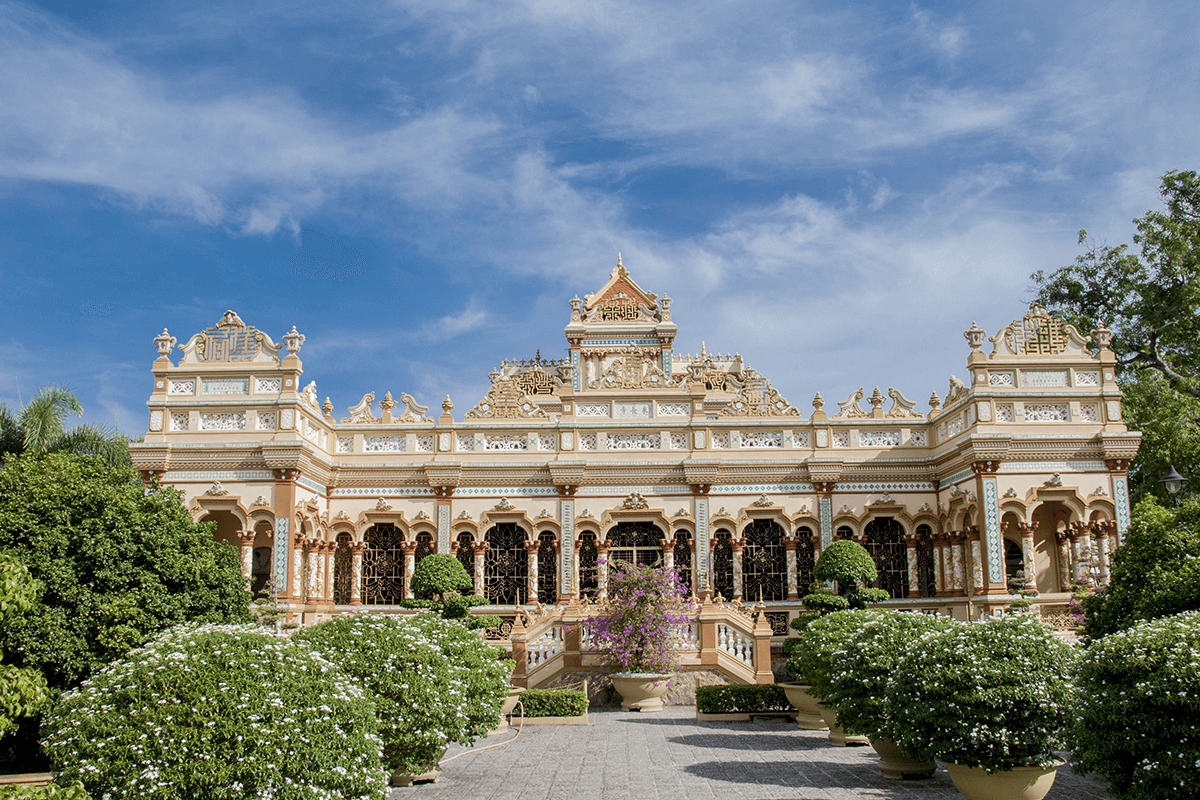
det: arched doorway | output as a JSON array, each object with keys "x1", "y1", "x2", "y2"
[
  {"x1": 742, "y1": 519, "x2": 786, "y2": 602},
  {"x1": 454, "y1": 531, "x2": 476, "y2": 589},
  {"x1": 673, "y1": 531, "x2": 694, "y2": 595},
  {"x1": 1030, "y1": 502, "x2": 1071, "y2": 593},
  {"x1": 1003, "y1": 539, "x2": 1025, "y2": 589},
  {"x1": 711, "y1": 529, "x2": 734, "y2": 599},
  {"x1": 537, "y1": 530, "x2": 558, "y2": 601},
  {"x1": 607, "y1": 521, "x2": 664, "y2": 567},
  {"x1": 916, "y1": 524, "x2": 936, "y2": 598},
  {"x1": 864, "y1": 517, "x2": 909, "y2": 599},
  {"x1": 577, "y1": 532, "x2": 598, "y2": 597},
  {"x1": 484, "y1": 522, "x2": 528, "y2": 605},
  {"x1": 362, "y1": 523, "x2": 405, "y2": 605},
  {"x1": 795, "y1": 526, "x2": 816, "y2": 595},
  {"x1": 199, "y1": 510, "x2": 242, "y2": 549},
  {"x1": 333, "y1": 532, "x2": 352, "y2": 605}
]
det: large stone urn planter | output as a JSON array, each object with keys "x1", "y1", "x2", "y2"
[
  {"x1": 868, "y1": 736, "x2": 935, "y2": 779},
  {"x1": 492, "y1": 687, "x2": 527, "y2": 733},
  {"x1": 945, "y1": 761, "x2": 1063, "y2": 800},
  {"x1": 610, "y1": 673, "x2": 672, "y2": 712},
  {"x1": 389, "y1": 750, "x2": 447, "y2": 787},
  {"x1": 816, "y1": 703, "x2": 868, "y2": 746},
  {"x1": 779, "y1": 682, "x2": 828, "y2": 730}
]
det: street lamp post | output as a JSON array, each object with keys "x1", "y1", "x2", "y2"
[{"x1": 1159, "y1": 465, "x2": 1186, "y2": 508}]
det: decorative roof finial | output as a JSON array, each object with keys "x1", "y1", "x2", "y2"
[
  {"x1": 442, "y1": 395, "x2": 453, "y2": 414},
  {"x1": 617, "y1": 252, "x2": 623, "y2": 268}
]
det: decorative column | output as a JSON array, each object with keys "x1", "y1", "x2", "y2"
[
  {"x1": 814, "y1": 482, "x2": 836, "y2": 552},
  {"x1": 660, "y1": 539, "x2": 675, "y2": 571},
  {"x1": 950, "y1": 532, "x2": 966, "y2": 596},
  {"x1": 272, "y1": 468, "x2": 300, "y2": 601},
  {"x1": 973, "y1": 460, "x2": 1006, "y2": 594},
  {"x1": 1055, "y1": 529, "x2": 1072, "y2": 591},
  {"x1": 968, "y1": 526, "x2": 984, "y2": 596},
  {"x1": 596, "y1": 541, "x2": 609, "y2": 600},
  {"x1": 472, "y1": 542, "x2": 487, "y2": 597},
  {"x1": 783, "y1": 536, "x2": 799, "y2": 601},
  {"x1": 691, "y1": 484, "x2": 711, "y2": 592},
  {"x1": 904, "y1": 532, "x2": 920, "y2": 598},
  {"x1": 558, "y1": 486, "x2": 577, "y2": 600},
  {"x1": 810, "y1": 532, "x2": 822, "y2": 563},
  {"x1": 1070, "y1": 523, "x2": 1089, "y2": 586},
  {"x1": 434, "y1": 486, "x2": 454, "y2": 554},
  {"x1": 932, "y1": 533, "x2": 947, "y2": 596},
  {"x1": 1107, "y1": 459, "x2": 1132, "y2": 545},
  {"x1": 1096, "y1": 521, "x2": 1115, "y2": 586},
  {"x1": 292, "y1": 530, "x2": 305, "y2": 603},
  {"x1": 305, "y1": 538, "x2": 320, "y2": 605},
  {"x1": 349, "y1": 542, "x2": 365, "y2": 605},
  {"x1": 526, "y1": 541, "x2": 540, "y2": 604},
  {"x1": 322, "y1": 541, "x2": 336, "y2": 602},
  {"x1": 237, "y1": 531, "x2": 255, "y2": 581},
  {"x1": 1017, "y1": 522, "x2": 1038, "y2": 591},
  {"x1": 730, "y1": 537, "x2": 744, "y2": 600},
  {"x1": 402, "y1": 542, "x2": 417, "y2": 599}
]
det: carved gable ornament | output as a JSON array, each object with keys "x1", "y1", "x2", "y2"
[
  {"x1": 833, "y1": 387, "x2": 868, "y2": 419},
  {"x1": 719, "y1": 369, "x2": 798, "y2": 417},
  {"x1": 990, "y1": 304, "x2": 1090, "y2": 357},
  {"x1": 179, "y1": 310, "x2": 282, "y2": 365},
  {"x1": 580, "y1": 256, "x2": 663, "y2": 324},
  {"x1": 466, "y1": 377, "x2": 548, "y2": 420},
  {"x1": 589, "y1": 349, "x2": 676, "y2": 391}
]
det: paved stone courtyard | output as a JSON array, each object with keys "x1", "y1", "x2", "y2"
[{"x1": 394, "y1": 707, "x2": 1115, "y2": 800}]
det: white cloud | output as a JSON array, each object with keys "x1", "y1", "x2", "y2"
[{"x1": 909, "y1": 5, "x2": 969, "y2": 59}]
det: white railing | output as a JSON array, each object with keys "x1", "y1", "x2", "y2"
[
  {"x1": 717, "y1": 623, "x2": 754, "y2": 665},
  {"x1": 527, "y1": 623, "x2": 565, "y2": 666},
  {"x1": 670, "y1": 621, "x2": 701, "y2": 650}
]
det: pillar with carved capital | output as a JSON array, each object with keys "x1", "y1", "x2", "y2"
[
  {"x1": 472, "y1": 542, "x2": 487, "y2": 597},
  {"x1": 349, "y1": 542, "x2": 365, "y2": 605},
  {"x1": 932, "y1": 533, "x2": 948, "y2": 595},
  {"x1": 660, "y1": 539, "x2": 675, "y2": 571},
  {"x1": 237, "y1": 531, "x2": 255, "y2": 581},
  {"x1": 783, "y1": 536, "x2": 799, "y2": 600},
  {"x1": 950, "y1": 532, "x2": 966, "y2": 596},
  {"x1": 292, "y1": 532, "x2": 306, "y2": 603},
  {"x1": 273, "y1": 468, "x2": 300, "y2": 602},
  {"x1": 1069, "y1": 523, "x2": 1087, "y2": 585},
  {"x1": 305, "y1": 539, "x2": 320, "y2": 605},
  {"x1": 1096, "y1": 521, "x2": 1114, "y2": 586},
  {"x1": 526, "y1": 541, "x2": 540, "y2": 603},
  {"x1": 1017, "y1": 522, "x2": 1038, "y2": 592},
  {"x1": 596, "y1": 541, "x2": 609, "y2": 600},
  {"x1": 810, "y1": 532, "x2": 822, "y2": 565},
  {"x1": 323, "y1": 541, "x2": 336, "y2": 602},
  {"x1": 402, "y1": 542, "x2": 417, "y2": 600},
  {"x1": 904, "y1": 532, "x2": 920, "y2": 598},
  {"x1": 968, "y1": 527, "x2": 984, "y2": 596},
  {"x1": 1055, "y1": 530, "x2": 1072, "y2": 591},
  {"x1": 730, "y1": 538, "x2": 744, "y2": 600}
]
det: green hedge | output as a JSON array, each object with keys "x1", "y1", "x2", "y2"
[
  {"x1": 0, "y1": 786, "x2": 90, "y2": 800},
  {"x1": 518, "y1": 688, "x2": 588, "y2": 717},
  {"x1": 695, "y1": 684, "x2": 790, "y2": 714}
]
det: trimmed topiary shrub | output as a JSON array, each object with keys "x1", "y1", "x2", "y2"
[
  {"x1": 814, "y1": 539, "x2": 877, "y2": 587},
  {"x1": 847, "y1": 586, "x2": 889, "y2": 608},
  {"x1": 800, "y1": 589, "x2": 849, "y2": 615},
  {"x1": 889, "y1": 615, "x2": 1076, "y2": 772},
  {"x1": 408, "y1": 554, "x2": 473, "y2": 600},
  {"x1": 519, "y1": 688, "x2": 588, "y2": 717},
  {"x1": 824, "y1": 609, "x2": 952, "y2": 745},
  {"x1": 786, "y1": 610, "x2": 875, "y2": 701},
  {"x1": 1072, "y1": 611, "x2": 1200, "y2": 800},
  {"x1": 695, "y1": 684, "x2": 790, "y2": 714},
  {"x1": 42, "y1": 623, "x2": 386, "y2": 800},
  {"x1": 295, "y1": 613, "x2": 512, "y2": 776}
]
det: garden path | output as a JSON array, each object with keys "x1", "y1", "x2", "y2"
[{"x1": 393, "y1": 707, "x2": 1115, "y2": 800}]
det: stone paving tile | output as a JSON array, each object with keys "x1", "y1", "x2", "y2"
[{"x1": 392, "y1": 707, "x2": 1115, "y2": 800}]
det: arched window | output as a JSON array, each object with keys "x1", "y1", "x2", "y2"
[
  {"x1": 484, "y1": 523, "x2": 528, "y2": 605},
  {"x1": 1003, "y1": 538, "x2": 1025, "y2": 588},
  {"x1": 711, "y1": 529, "x2": 734, "y2": 600},
  {"x1": 538, "y1": 531, "x2": 558, "y2": 601},
  {"x1": 362, "y1": 523, "x2": 405, "y2": 605},
  {"x1": 673, "y1": 531, "x2": 694, "y2": 596},
  {"x1": 333, "y1": 532, "x2": 352, "y2": 605},
  {"x1": 414, "y1": 531, "x2": 434, "y2": 567},
  {"x1": 578, "y1": 532, "x2": 598, "y2": 597},
  {"x1": 455, "y1": 532, "x2": 476, "y2": 589},
  {"x1": 795, "y1": 526, "x2": 816, "y2": 595},
  {"x1": 835, "y1": 525, "x2": 854, "y2": 540},
  {"x1": 742, "y1": 519, "x2": 786, "y2": 602},
  {"x1": 916, "y1": 524, "x2": 937, "y2": 598},
  {"x1": 607, "y1": 521, "x2": 664, "y2": 568},
  {"x1": 864, "y1": 517, "x2": 909, "y2": 599}
]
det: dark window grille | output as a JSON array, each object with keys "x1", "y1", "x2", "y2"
[
  {"x1": 795, "y1": 526, "x2": 816, "y2": 595},
  {"x1": 333, "y1": 532, "x2": 352, "y2": 605},
  {"x1": 538, "y1": 531, "x2": 558, "y2": 601},
  {"x1": 673, "y1": 532, "x2": 693, "y2": 596},
  {"x1": 484, "y1": 523, "x2": 528, "y2": 605},
  {"x1": 415, "y1": 531, "x2": 434, "y2": 567},
  {"x1": 765, "y1": 612, "x2": 790, "y2": 636},
  {"x1": 578, "y1": 533, "x2": 598, "y2": 597},
  {"x1": 362, "y1": 523, "x2": 405, "y2": 605},
  {"x1": 743, "y1": 519, "x2": 786, "y2": 602},
  {"x1": 712, "y1": 529, "x2": 734, "y2": 600},
  {"x1": 455, "y1": 532, "x2": 476, "y2": 590},
  {"x1": 251, "y1": 545, "x2": 272, "y2": 598},
  {"x1": 917, "y1": 525, "x2": 937, "y2": 597},
  {"x1": 865, "y1": 517, "x2": 909, "y2": 599},
  {"x1": 607, "y1": 521, "x2": 664, "y2": 568}
]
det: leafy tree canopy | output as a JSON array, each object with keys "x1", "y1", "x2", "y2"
[
  {"x1": 1033, "y1": 169, "x2": 1200, "y2": 499},
  {"x1": 0, "y1": 555, "x2": 49, "y2": 739},
  {"x1": 0, "y1": 454, "x2": 252, "y2": 691}
]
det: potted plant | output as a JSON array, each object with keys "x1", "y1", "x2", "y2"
[
  {"x1": 1072, "y1": 610, "x2": 1200, "y2": 800},
  {"x1": 888, "y1": 615, "x2": 1077, "y2": 800},
  {"x1": 787, "y1": 609, "x2": 874, "y2": 745},
  {"x1": 586, "y1": 561, "x2": 694, "y2": 712},
  {"x1": 779, "y1": 614, "x2": 827, "y2": 730},
  {"x1": 296, "y1": 612, "x2": 512, "y2": 785},
  {"x1": 825, "y1": 609, "x2": 951, "y2": 778}
]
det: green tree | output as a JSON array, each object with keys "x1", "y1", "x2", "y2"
[
  {"x1": 0, "y1": 386, "x2": 130, "y2": 470},
  {"x1": 1082, "y1": 498, "x2": 1200, "y2": 640},
  {"x1": 0, "y1": 555, "x2": 48, "y2": 739},
  {"x1": 0, "y1": 454, "x2": 252, "y2": 692},
  {"x1": 1033, "y1": 169, "x2": 1200, "y2": 500}
]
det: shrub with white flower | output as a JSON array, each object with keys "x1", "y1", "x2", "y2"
[
  {"x1": 786, "y1": 609, "x2": 876, "y2": 701},
  {"x1": 1071, "y1": 610, "x2": 1200, "y2": 800},
  {"x1": 824, "y1": 609, "x2": 952, "y2": 747},
  {"x1": 294, "y1": 612, "x2": 512, "y2": 776},
  {"x1": 888, "y1": 614, "x2": 1076, "y2": 773},
  {"x1": 41, "y1": 624, "x2": 386, "y2": 800}
]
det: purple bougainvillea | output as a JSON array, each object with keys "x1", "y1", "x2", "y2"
[{"x1": 587, "y1": 562, "x2": 696, "y2": 674}]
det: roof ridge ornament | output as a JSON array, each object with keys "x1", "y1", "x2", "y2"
[{"x1": 833, "y1": 388, "x2": 868, "y2": 418}]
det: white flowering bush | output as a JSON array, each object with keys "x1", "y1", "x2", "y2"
[
  {"x1": 824, "y1": 609, "x2": 952, "y2": 746},
  {"x1": 1071, "y1": 611, "x2": 1200, "y2": 800},
  {"x1": 41, "y1": 624, "x2": 386, "y2": 800},
  {"x1": 786, "y1": 609, "x2": 875, "y2": 700},
  {"x1": 294, "y1": 613, "x2": 512, "y2": 776},
  {"x1": 888, "y1": 615, "x2": 1076, "y2": 773}
]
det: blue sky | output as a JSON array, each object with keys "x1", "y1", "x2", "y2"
[{"x1": 2, "y1": 0, "x2": 1199, "y2": 433}]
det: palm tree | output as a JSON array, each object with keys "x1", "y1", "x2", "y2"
[{"x1": 0, "y1": 386, "x2": 131, "y2": 469}]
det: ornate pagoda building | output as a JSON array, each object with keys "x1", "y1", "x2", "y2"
[{"x1": 132, "y1": 259, "x2": 1140, "y2": 649}]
